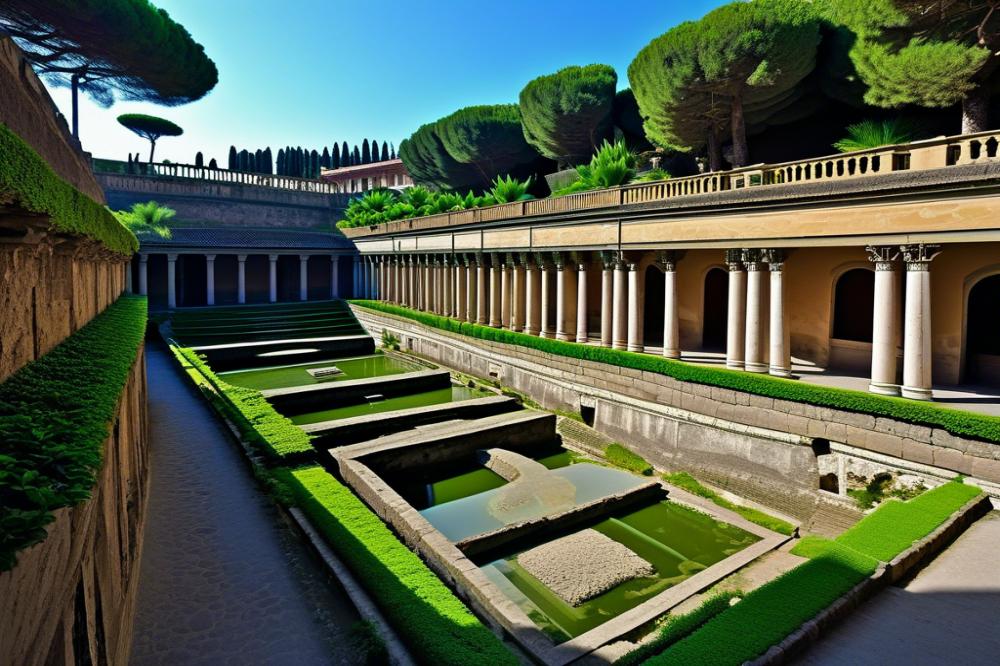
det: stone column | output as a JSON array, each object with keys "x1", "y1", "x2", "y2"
[
  {"x1": 500, "y1": 256, "x2": 512, "y2": 328},
  {"x1": 352, "y1": 256, "x2": 361, "y2": 298},
  {"x1": 269, "y1": 254, "x2": 278, "y2": 303},
  {"x1": 576, "y1": 259, "x2": 589, "y2": 343},
  {"x1": 660, "y1": 251, "x2": 680, "y2": 358},
  {"x1": 138, "y1": 254, "x2": 148, "y2": 296},
  {"x1": 489, "y1": 257, "x2": 502, "y2": 327},
  {"x1": 443, "y1": 256, "x2": 453, "y2": 316},
  {"x1": 456, "y1": 258, "x2": 467, "y2": 320},
  {"x1": 476, "y1": 256, "x2": 489, "y2": 324},
  {"x1": 540, "y1": 257, "x2": 553, "y2": 338},
  {"x1": 901, "y1": 244, "x2": 940, "y2": 400},
  {"x1": 726, "y1": 250, "x2": 746, "y2": 370},
  {"x1": 612, "y1": 258, "x2": 628, "y2": 350},
  {"x1": 763, "y1": 250, "x2": 790, "y2": 376},
  {"x1": 369, "y1": 257, "x2": 379, "y2": 300},
  {"x1": 555, "y1": 254, "x2": 577, "y2": 342},
  {"x1": 205, "y1": 254, "x2": 216, "y2": 305},
  {"x1": 512, "y1": 255, "x2": 526, "y2": 332},
  {"x1": 601, "y1": 254, "x2": 614, "y2": 347},
  {"x1": 525, "y1": 257, "x2": 541, "y2": 336},
  {"x1": 743, "y1": 249, "x2": 767, "y2": 373},
  {"x1": 627, "y1": 262, "x2": 643, "y2": 352},
  {"x1": 299, "y1": 254, "x2": 309, "y2": 301},
  {"x1": 330, "y1": 256, "x2": 339, "y2": 299},
  {"x1": 237, "y1": 254, "x2": 247, "y2": 304},
  {"x1": 424, "y1": 257, "x2": 433, "y2": 311},
  {"x1": 167, "y1": 253, "x2": 178, "y2": 309},
  {"x1": 467, "y1": 256, "x2": 478, "y2": 323},
  {"x1": 867, "y1": 246, "x2": 900, "y2": 395}
]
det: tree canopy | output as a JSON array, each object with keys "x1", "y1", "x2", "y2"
[
  {"x1": 117, "y1": 113, "x2": 182, "y2": 163},
  {"x1": 399, "y1": 123, "x2": 483, "y2": 191},
  {"x1": 0, "y1": 0, "x2": 217, "y2": 137},
  {"x1": 518, "y1": 64, "x2": 618, "y2": 167},
  {"x1": 824, "y1": 0, "x2": 999, "y2": 133},
  {"x1": 435, "y1": 104, "x2": 545, "y2": 186}
]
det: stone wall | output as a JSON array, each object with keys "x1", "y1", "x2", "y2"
[
  {"x1": 0, "y1": 238, "x2": 128, "y2": 383},
  {"x1": 0, "y1": 347, "x2": 149, "y2": 665},
  {"x1": 0, "y1": 37, "x2": 105, "y2": 202},
  {"x1": 98, "y1": 173, "x2": 348, "y2": 229},
  {"x1": 354, "y1": 307, "x2": 1000, "y2": 523}
]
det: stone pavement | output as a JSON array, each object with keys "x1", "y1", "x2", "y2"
[
  {"x1": 795, "y1": 512, "x2": 1000, "y2": 666},
  {"x1": 130, "y1": 345, "x2": 362, "y2": 665}
]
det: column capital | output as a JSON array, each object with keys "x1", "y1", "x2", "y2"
[
  {"x1": 269, "y1": 253, "x2": 279, "y2": 262},
  {"x1": 600, "y1": 250, "x2": 619, "y2": 270},
  {"x1": 167, "y1": 253, "x2": 178, "y2": 262},
  {"x1": 725, "y1": 249, "x2": 743, "y2": 271},
  {"x1": 237, "y1": 254, "x2": 247, "y2": 263},
  {"x1": 205, "y1": 254, "x2": 216, "y2": 262},
  {"x1": 761, "y1": 248, "x2": 785, "y2": 267},
  {"x1": 901, "y1": 243, "x2": 941, "y2": 270},
  {"x1": 866, "y1": 245, "x2": 899, "y2": 270},
  {"x1": 741, "y1": 248, "x2": 765, "y2": 270},
  {"x1": 518, "y1": 251, "x2": 534, "y2": 267},
  {"x1": 534, "y1": 252, "x2": 551, "y2": 269},
  {"x1": 300, "y1": 254, "x2": 310, "y2": 262},
  {"x1": 656, "y1": 250, "x2": 681, "y2": 272},
  {"x1": 139, "y1": 254, "x2": 149, "y2": 264}
]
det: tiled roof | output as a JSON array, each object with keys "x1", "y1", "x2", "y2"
[{"x1": 139, "y1": 227, "x2": 355, "y2": 251}]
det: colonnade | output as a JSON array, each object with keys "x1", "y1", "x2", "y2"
[{"x1": 357, "y1": 243, "x2": 942, "y2": 400}]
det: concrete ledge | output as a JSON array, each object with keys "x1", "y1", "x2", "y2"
[
  {"x1": 749, "y1": 492, "x2": 992, "y2": 665},
  {"x1": 303, "y1": 395, "x2": 519, "y2": 446},
  {"x1": 192, "y1": 334, "x2": 375, "y2": 370},
  {"x1": 262, "y1": 368, "x2": 451, "y2": 415}
]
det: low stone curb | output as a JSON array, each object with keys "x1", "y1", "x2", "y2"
[{"x1": 746, "y1": 492, "x2": 993, "y2": 665}]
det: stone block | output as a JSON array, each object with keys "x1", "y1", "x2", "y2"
[
  {"x1": 930, "y1": 428, "x2": 971, "y2": 453},
  {"x1": 862, "y1": 430, "x2": 903, "y2": 458},
  {"x1": 971, "y1": 457, "x2": 1000, "y2": 483},
  {"x1": 901, "y1": 438, "x2": 936, "y2": 466},
  {"x1": 932, "y1": 447, "x2": 973, "y2": 475}
]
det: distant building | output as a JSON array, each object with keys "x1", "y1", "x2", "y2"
[{"x1": 320, "y1": 158, "x2": 413, "y2": 193}]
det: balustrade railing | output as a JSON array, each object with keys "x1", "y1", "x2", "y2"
[
  {"x1": 92, "y1": 158, "x2": 340, "y2": 194},
  {"x1": 340, "y1": 129, "x2": 1000, "y2": 239}
]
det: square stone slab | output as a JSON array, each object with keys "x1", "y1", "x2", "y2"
[{"x1": 517, "y1": 529, "x2": 655, "y2": 606}]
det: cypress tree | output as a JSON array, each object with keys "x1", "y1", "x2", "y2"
[
  {"x1": 352, "y1": 145, "x2": 361, "y2": 166},
  {"x1": 208, "y1": 158, "x2": 218, "y2": 169},
  {"x1": 248, "y1": 151, "x2": 257, "y2": 173},
  {"x1": 341, "y1": 141, "x2": 350, "y2": 166},
  {"x1": 331, "y1": 145, "x2": 340, "y2": 169},
  {"x1": 361, "y1": 139, "x2": 371, "y2": 164},
  {"x1": 310, "y1": 149, "x2": 320, "y2": 177},
  {"x1": 263, "y1": 147, "x2": 273, "y2": 174},
  {"x1": 254, "y1": 149, "x2": 263, "y2": 173},
  {"x1": 276, "y1": 149, "x2": 285, "y2": 175},
  {"x1": 321, "y1": 147, "x2": 331, "y2": 169},
  {"x1": 390, "y1": 142, "x2": 396, "y2": 160},
  {"x1": 195, "y1": 151, "x2": 204, "y2": 167},
  {"x1": 380, "y1": 141, "x2": 389, "y2": 161},
  {"x1": 228, "y1": 145, "x2": 237, "y2": 170}
]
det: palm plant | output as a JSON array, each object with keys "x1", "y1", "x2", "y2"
[
  {"x1": 833, "y1": 119, "x2": 915, "y2": 153},
  {"x1": 553, "y1": 140, "x2": 637, "y2": 195},
  {"x1": 489, "y1": 175, "x2": 534, "y2": 203},
  {"x1": 113, "y1": 200, "x2": 175, "y2": 238}
]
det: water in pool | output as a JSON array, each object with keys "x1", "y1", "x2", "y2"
[
  {"x1": 218, "y1": 353, "x2": 421, "y2": 390},
  {"x1": 482, "y1": 501, "x2": 759, "y2": 642},
  {"x1": 288, "y1": 385, "x2": 485, "y2": 424}
]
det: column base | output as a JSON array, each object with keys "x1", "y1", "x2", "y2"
[
  {"x1": 663, "y1": 349, "x2": 680, "y2": 359},
  {"x1": 745, "y1": 362, "x2": 768, "y2": 373},
  {"x1": 868, "y1": 381, "x2": 901, "y2": 396},
  {"x1": 576, "y1": 335, "x2": 589, "y2": 344},
  {"x1": 511, "y1": 326, "x2": 523, "y2": 333},
  {"x1": 524, "y1": 326, "x2": 538, "y2": 336},
  {"x1": 540, "y1": 330, "x2": 553, "y2": 339},
  {"x1": 490, "y1": 322, "x2": 502, "y2": 328},
  {"x1": 556, "y1": 332, "x2": 573, "y2": 342},
  {"x1": 627, "y1": 343, "x2": 643, "y2": 352},
  {"x1": 900, "y1": 385, "x2": 933, "y2": 401},
  {"x1": 612, "y1": 341, "x2": 628, "y2": 350},
  {"x1": 601, "y1": 338, "x2": 612, "y2": 348},
  {"x1": 768, "y1": 366, "x2": 793, "y2": 378},
  {"x1": 726, "y1": 360, "x2": 745, "y2": 370}
]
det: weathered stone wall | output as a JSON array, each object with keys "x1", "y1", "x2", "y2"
[
  {"x1": 0, "y1": 347, "x2": 149, "y2": 665},
  {"x1": 0, "y1": 239, "x2": 128, "y2": 383},
  {"x1": 0, "y1": 37, "x2": 105, "y2": 202},
  {"x1": 98, "y1": 173, "x2": 349, "y2": 229},
  {"x1": 354, "y1": 308, "x2": 1000, "y2": 521}
]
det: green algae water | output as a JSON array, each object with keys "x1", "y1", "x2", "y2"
[
  {"x1": 289, "y1": 385, "x2": 484, "y2": 425},
  {"x1": 481, "y1": 501, "x2": 759, "y2": 642},
  {"x1": 219, "y1": 354, "x2": 421, "y2": 390}
]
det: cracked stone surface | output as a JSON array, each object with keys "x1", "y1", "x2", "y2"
[
  {"x1": 517, "y1": 529, "x2": 655, "y2": 606},
  {"x1": 130, "y1": 345, "x2": 361, "y2": 665}
]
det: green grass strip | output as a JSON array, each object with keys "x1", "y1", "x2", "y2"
[
  {"x1": 605, "y1": 443, "x2": 654, "y2": 475},
  {"x1": 0, "y1": 123, "x2": 137, "y2": 255},
  {"x1": 173, "y1": 347, "x2": 314, "y2": 460},
  {"x1": 351, "y1": 301, "x2": 1000, "y2": 446},
  {"x1": 275, "y1": 465, "x2": 518, "y2": 666},
  {"x1": 662, "y1": 472, "x2": 795, "y2": 536},
  {"x1": 0, "y1": 295, "x2": 147, "y2": 570}
]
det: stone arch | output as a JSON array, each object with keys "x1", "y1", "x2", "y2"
[
  {"x1": 963, "y1": 267, "x2": 1000, "y2": 385},
  {"x1": 702, "y1": 266, "x2": 728, "y2": 351},
  {"x1": 831, "y1": 267, "x2": 875, "y2": 343},
  {"x1": 643, "y1": 264, "x2": 665, "y2": 348}
]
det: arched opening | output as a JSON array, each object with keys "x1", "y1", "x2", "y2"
[
  {"x1": 702, "y1": 268, "x2": 727, "y2": 351},
  {"x1": 965, "y1": 274, "x2": 1000, "y2": 385},
  {"x1": 643, "y1": 265, "x2": 665, "y2": 348},
  {"x1": 830, "y1": 268, "x2": 874, "y2": 373}
]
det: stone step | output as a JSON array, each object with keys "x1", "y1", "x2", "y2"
[
  {"x1": 261, "y1": 368, "x2": 451, "y2": 415},
  {"x1": 189, "y1": 334, "x2": 375, "y2": 371},
  {"x1": 556, "y1": 417, "x2": 616, "y2": 458},
  {"x1": 806, "y1": 498, "x2": 864, "y2": 537}
]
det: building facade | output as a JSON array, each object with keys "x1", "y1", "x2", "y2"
[{"x1": 320, "y1": 158, "x2": 413, "y2": 193}]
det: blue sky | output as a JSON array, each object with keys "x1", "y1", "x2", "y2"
[{"x1": 44, "y1": 0, "x2": 726, "y2": 166}]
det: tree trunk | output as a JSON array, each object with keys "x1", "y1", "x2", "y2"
[
  {"x1": 149, "y1": 139, "x2": 156, "y2": 164},
  {"x1": 707, "y1": 130, "x2": 723, "y2": 172},
  {"x1": 70, "y1": 73, "x2": 80, "y2": 139},
  {"x1": 962, "y1": 87, "x2": 989, "y2": 134},
  {"x1": 730, "y1": 91, "x2": 749, "y2": 167}
]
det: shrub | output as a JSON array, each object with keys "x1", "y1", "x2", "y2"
[
  {"x1": 605, "y1": 443, "x2": 653, "y2": 475},
  {"x1": 662, "y1": 471, "x2": 795, "y2": 535},
  {"x1": 0, "y1": 296, "x2": 147, "y2": 570},
  {"x1": 113, "y1": 200, "x2": 175, "y2": 239},
  {"x1": 275, "y1": 465, "x2": 518, "y2": 666},
  {"x1": 349, "y1": 301, "x2": 1000, "y2": 447},
  {"x1": 489, "y1": 174, "x2": 534, "y2": 203},
  {"x1": 634, "y1": 166, "x2": 672, "y2": 182},
  {"x1": 833, "y1": 118, "x2": 915, "y2": 153},
  {"x1": 554, "y1": 140, "x2": 637, "y2": 195},
  {"x1": 0, "y1": 123, "x2": 137, "y2": 255}
]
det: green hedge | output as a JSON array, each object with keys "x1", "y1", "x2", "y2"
[
  {"x1": 0, "y1": 123, "x2": 137, "y2": 255},
  {"x1": 662, "y1": 471, "x2": 795, "y2": 536},
  {"x1": 173, "y1": 347, "x2": 313, "y2": 461},
  {"x1": 0, "y1": 295, "x2": 146, "y2": 570},
  {"x1": 351, "y1": 301, "x2": 1000, "y2": 445},
  {"x1": 275, "y1": 465, "x2": 518, "y2": 666},
  {"x1": 651, "y1": 480, "x2": 980, "y2": 664}
]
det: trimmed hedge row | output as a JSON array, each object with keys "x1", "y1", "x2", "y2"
[
  {"x1": 662, "y1": 471, "x2": 795, "y2": 536},
  {"x1": 651, "y1": 480, "x2": 979, "y2": 664},
  {"x1": 275, "y1": 465, "x2": 518, "y2": 666},
  {"x1": 0, "y1": 295, "x2": 147, "y2": 570},
  {"x1": 174, "y1": 347, "x2": 313, "y2": 460},
  {"x1": 352, "y1": 301, "x2": 1000, "y2": 445},
  {"x1": 0, "y1": 123, "x2": 137, "y2": 255}
]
